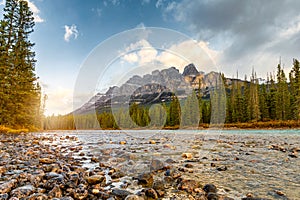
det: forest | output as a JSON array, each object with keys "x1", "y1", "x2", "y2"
[
  {"x1": 0, "y1": 0, "x2": 43, "y2": 133},
  {"x1": 44, "y1": 59, "x2": 300, "y2": 130}
]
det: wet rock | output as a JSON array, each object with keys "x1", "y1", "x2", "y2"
[
  {"x1": 149, "y1": 140, "x2": 156, "y2": 144},
  {"x1": 216, "y1": 166, "x2": 227, "y2": 171},
  {"x1": 184, "y1": 163, "x2": 193, "y2": 168},
  {"x1": 145, "y1": 188, "x2": 158, "y2": 199},
  {"x1": 125, "y1": 195, "x2": 144, "y2": 200},
  {"x1": 91, "y1": 157, "x2": 99, "y2": 163},
  {"x1": 111, "y1": 171, "x2": 125, "y2": 179},
  {"x1": 73, "y1": 184, "x2": 88, "y2": 200},
  {"x1": 112, "y1": 188, "x2": 132, "y2": 199},
  {"x1": 85, "y1": 175, "x2": 105, "y2": 185},
  {"x1": 274, "y1": 190, "x2": 285, "y2": 196},
  {"x1": 178, "y1": 179, "x2": 200, "y2": 193},
  {"x1": 0, "y1": 166, "x2": 6, "y2": 175},
  {"x1": 11, "y1": 185, "x2": 35, "y2": 198},
  {"x1": 288, "y1": 153, "x2": 298, "y2": 158},
  {"x1": 45, "y1": 172, "x2": 63, "y2": 180},
  {"x1": 27, "y1": 193, "x2": 48, "y2": 200},
  {"x1": 48, "y1": 185, "x2": 62, "y2": 198},
  {"x1": 0, "y1": 179, "x2": 17, "y2": 194},
  {"x1": 207, "y1": 193, "x2": 219, "y2": 200},
  {"x1": 152, "y1": 180, "x2": 165, "y2": 190},
  {"x1": 0, "y1": 194, "x2": 8, "y2": 200},
  {"x1": 182, "y1": 153, "x2": 193, "y2": 159},
  {"x1": 69, "y1": 172, "x2": 79, "y2": 186},
  {"x1": 136, "y1": 172, "x2": 153, "y2": 187},
  {"x1": 150, "y1": 159, "x2": 164, "y2": 172},
  {"x1": 203, "y1": 184, "x2": 217, "y2": 194},
  {"x1": 39, "y1": 158, "x2": 55, "y2": 164}
]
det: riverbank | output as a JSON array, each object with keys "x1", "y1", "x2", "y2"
[{"x1": 1, "y1": 130, "x2": 299, "y2": 199}]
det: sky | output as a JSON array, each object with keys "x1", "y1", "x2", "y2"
[{"x1": 1, "y1": 0, "x2": 300, "y2": 115}]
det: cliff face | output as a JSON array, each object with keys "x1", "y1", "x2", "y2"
[{"x1": 74, "y1": 64, "x2": 224, "y2": 114}]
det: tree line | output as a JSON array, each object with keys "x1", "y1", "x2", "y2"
[
  {"x1": 0, "y1": 0, "x2": 42, "y2": 130},
  {"x1": 44, "y1": 58, "x2": 300, "y2": 130}
]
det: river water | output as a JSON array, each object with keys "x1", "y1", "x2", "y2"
[{"x1": 41, "y1": 129, "x2": 300, "y2": 199}]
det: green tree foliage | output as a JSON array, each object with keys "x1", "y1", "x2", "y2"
[
  {"x1": 181, "y1": 91, "x2": 199, "y2": 127},
  {"x1": 289, "y1": 59, "x2": 300, "y2": 120},
  {"x1": 167, "y1": 95, "x2": 181, "y2": 127},
  {"x1": 276, "y1": 63, "x2": 290, "y2": 120},
  {"x1": 0, "y1": 0, "x2": 41, "y2": 129}
]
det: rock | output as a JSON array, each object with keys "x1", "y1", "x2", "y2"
[
  {"x1": 145, "y1": 188, "x2": 158, "y2": 199},
  {"x1": 69, "y1": 172, "x2": 79, "y2": 186},
  {"x1": 203, "y1": 184, "x2": 217, "y2": 193},
  {"x1": 216, "y1": 166, "x2": 227, "y2": 171},
  {"x1": 48, "y1": 185, "x2": 62, "y2": 198},
  {"x1": 207, "y1": 193, "x2": 219, "y2": 200},
  {"x1": 125, "y1": 195, "x2": 144, "y2": 200},
  {"x1": 288, "y1": 153, "x2": 298, "y2": 158},
  {"x1": 112, "y1": 188, "x2": 132, "y2": 199},
  {"x1": 85, "y1": 175, "x2": 105, "y2": 185},
  {"x1": 73, "y1": 184, "x2": 88, "y2": 200},
  {"x1": 45, "y1": 172, "x2": 63, "y2": 180},
  {"x1": 0, "y1": 194, "x2": 8, "y2": 200},
  {"x1": 182, "y1": 153, "x2": 193, "y2": 159},
  {"x1": 0, "y1": 179, "x2": 17, "y2": 194},
  {"x1": 94, "y1": 191, "x2": 110, "y2": 199},
  {"x1": 136, "y1": 172, "x2": 153, "y2": 187},
  {"x1": 111, "y1": 171, "x2": 125, "y2": 179},
  {"x1": 91, "y1": 157, "x2": 99, "y2": 162},
  {"x1": 149, "y1": 140, "x2": 156, "y2": 144},
  {"x1": 182, "y1": 63, "x2": 199, "y2": 76},
  {"x1": 152, "y1": 180, "x2": 165, "y2": 190},
  {"x1": 11, "y1": 185, "x2": 35, "y2": 198},
  {"x1": 27, "y1": 193, "x2": 48, "y2": 200},
  {"x1": 184, "y1": 163, "x2": 193, "y2": 168},
  {"x1": 39, "y1": 158, "x2": 55, "y2": 164},
  {"x1": 274, "y1": 190, "x2": 285, "y2": 196},
  {"x1": 0, "y1": 166, "x2": 6, "y2": 175},
  {"x1": 150, "y1": 159, "x2": 164, "y2": 172},
  {"x1": 178, "y1": 179, "x2": 200, "y2": 193}
]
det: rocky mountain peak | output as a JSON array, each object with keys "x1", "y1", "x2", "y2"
[{"x1": 182, "y1": 63, "x2": 199, "y2": 76}]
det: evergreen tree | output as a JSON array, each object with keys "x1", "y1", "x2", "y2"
[
  {"x1": 276, "y1": 63, "x2": 290, "y2": 120},
  {"x1": 248, "y1": 70, "x2": 261, "y2": 121},
  {"x1": 0, "y1": 0, "x2": 41, "y2": 128},
  {"x1": 168, "y1": 95, "x2": 181, "y2": 127}
]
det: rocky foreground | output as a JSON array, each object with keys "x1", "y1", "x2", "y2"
[{"x1": 0, "y1": 131, "x2": 299, "y2": 199}]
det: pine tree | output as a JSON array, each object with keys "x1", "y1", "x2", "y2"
[
  {"x1": 289, "y1": 59, "x2": 300, "y2": 120},
  {"x1": 0, "y1": 0, "x2": 41, "y2": 128}
]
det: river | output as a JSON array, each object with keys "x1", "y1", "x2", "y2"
[{"x1": 39, "y1": 129, "x2": 300, "y2": 199}]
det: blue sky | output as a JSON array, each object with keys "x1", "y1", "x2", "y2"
[{"x1": 1, "y1": 0, "x2": 300, "y2": 115}]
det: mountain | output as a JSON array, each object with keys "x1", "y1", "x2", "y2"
[{"x1": 73, "y1": 64, "x2": 225, "y2": 114}]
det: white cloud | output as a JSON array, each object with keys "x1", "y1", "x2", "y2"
[
  {"x1": 120, "y1": 39, "x2": 219, "y2": 73},
  {"x1": 64, "y1": 24, "x2": 79, "y2": 42},
  {"x1": 24, "y1": 0, "x2": 44, "y2": 23},
  {"x1": 0, "y1": 0, "x2": 4, "y2": 6}
]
